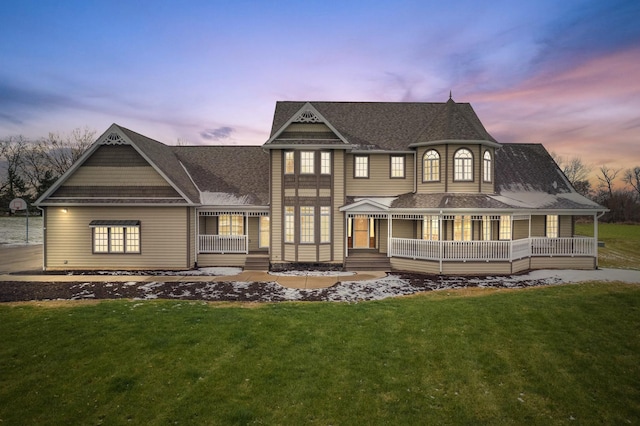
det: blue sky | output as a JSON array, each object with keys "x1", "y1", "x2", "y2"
[{"x1": 1, "y1": 0, "x2": 639, "y2": 177}]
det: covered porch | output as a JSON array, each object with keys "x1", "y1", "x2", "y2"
[{"x1": 196, "y1": 209, "x2": 269, "y2": 268}]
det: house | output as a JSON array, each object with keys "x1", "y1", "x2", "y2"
[{"x1": 35, "y1": 98, "x2": 607, "y2": 274}]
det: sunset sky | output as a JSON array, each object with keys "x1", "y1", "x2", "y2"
[{"x1": 1, "y1": 0, "x2": 639, "y2": 183}]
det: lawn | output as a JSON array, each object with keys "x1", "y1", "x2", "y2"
[
  {"x1": 575, "y1": 222, "x2": 640, "y2": 269},
  {"x1": 1, "y1": 283, "x2": 639, "y2": 425}
]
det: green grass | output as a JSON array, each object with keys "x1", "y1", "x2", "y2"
[
  {"x1": 575, "y1": 222, "x2": 640, "y2": 269},
  {"x1": 1, "y1": 283, "x2": 639, "y2": 425}
]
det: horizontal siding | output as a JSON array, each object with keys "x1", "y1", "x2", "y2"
[
  {"x1": 284, "y1": 244, "x2": 295, "y2": 261},
  {"x1": 285, "y1": 123, "x2": 333, "y2": 132},
  {"x1": 512, "y1": 258, "x2": 530, "y2": 273},
  {"x1": 391, "y1": 258, "x2": 440, "y2": 274},
  {"x1": 248, "y1": 217, "x2": 260, "y2": 252},
  {"x1": 271, "y1": 152, "x2": 282, "y2": 261},
  {"x1": 530, "y1": 257, "x2": 594, "y2": 270},
  {"x1": 531, "y1": 215, "x2": 545, "y2": 237},
  {"x1": 442, "y1": 261, "x2": 512, "y2": 275},
  {"x1": 297, "y1": 245, "x2": 317, "y2": 262},
  {"x1": 392, "y1": 220, "x2": 415, "y2": 238},
  {"x1": 197, "y1": 254, "x2": 247, "y2": 267},
  {"x1": 64, "y1": 166, "x2": 169, "y2": 186},
  {"x1": 513, "y1": 220, "x2": 529, "y2": 240},
  {"x1": 379, "y1": 219, "x2": 388, "y2": 254},
  {"x1": 346, "y1": 153, "x2": 413, "y2": 196},
  {"x1": 560, "y1": 215, "x2": 572, "y2": 237},
  {"x1": 45, "y1": 206, "x2": 189, "y2": 270},
  {"x1": 319, "y1": 245, "x2": 331, "y2": 262},
  {"x1": 333, "y1": 151, "x2": 345, "y2": 261}
]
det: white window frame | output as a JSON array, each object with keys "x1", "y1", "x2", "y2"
[
  {"x1": 482, "y1": 216, "x2": 492, "y2": 241},
  {"x1": 320, "y1": 206, "x2": 331, "y2": 243},
  {"x1": 423, "y1": 149, "x2": 440, "y2": 182},
  {"x1": 546, "y1": 215, "x2": 559, "y2": 238},
  {"x1": 284, "y1": 151, "x2": 294, "y2": 174},
  {"x1": 259, "y1": 216, "x2": 270, "y2": 248},
  {"x1": 483, "y1": 150, "x2": 492, "y2": 182},
  {"x1": 390, "y1": 155, "x2": 405, "y2": 178},
  {"x1": 284, "y1": 207, "x2": 295, "y2": 243},
  {"x1": 354, "y1": 155, "x2": 369, "y2": 178},
  {"x1": 300, "y1": 151, "x2": 315, "y2": 174},
  {"x1": 453, "y1": 215, "x2": 471, "y2": 241},
  {"x1": 423, "y1": 215, "x2": 439, "y2": 241},
  {"x1": 499, "y1": 215, "x2": 511, "y2": 240},
  {"x1": 218, "y1": 215, "x2": 244, "y2": 236},
  {"x1": 300, "y1": 206, "x2": 314, "y2": 243},
  {"x1": 320, "y1": 152, "x2": 331, "y2": 175},
  {"x1": 92, "y1": 223, "x2": 140, "y2": 254},
  {"x1": 454, "y1": 148, "x2": 473, "y2": 181}
]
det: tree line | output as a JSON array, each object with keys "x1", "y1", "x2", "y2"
[
  {"x1": 1, "y1": 128, "x2": 95, "y2": 214},
  {"x1": 2, "y1": 130, "x2": 639, "y2": 222},
  {"x1": 552, "y1": 153, "x2": 640, "y2": 223}
]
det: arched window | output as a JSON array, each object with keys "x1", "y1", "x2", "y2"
[
  {"x1": 454, "y1": 148, "x2": 473, "y2": 181},
  {"x1": 423, "y1": 149, "x2": 440, "y2": 182},
  {"x1": 483, "y1": 150, "x2": 492, "y2": 182}
]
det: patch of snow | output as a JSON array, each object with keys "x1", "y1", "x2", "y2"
[
  {"x1": 0, "y1": 216, "x2": 43, "y2": 245},
  {"x1": 200, "y1": 192, "x2": 255, "y2": 205}
]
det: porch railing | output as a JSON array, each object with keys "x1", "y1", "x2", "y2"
[
  {"x1": 388, "y1": 237, "x2": 595, "y2": 262},
  {"x1": 199, "y1": 234, "x2": 248, "y2": 254},
  {"x1": 530, "y1": 236, "x2": 595, "y2": 256}
]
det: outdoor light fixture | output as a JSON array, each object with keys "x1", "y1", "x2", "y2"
[{"x1": 62, "y1": 208, "x2": 68, "y2": 213}]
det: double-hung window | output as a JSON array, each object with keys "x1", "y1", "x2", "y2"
[
  {"x1": 483, "y1": 150, "x2": 492, "y2": 182},
  {"x1": 259, "y1": 216, "x2": 270, "y2": 248},
  {"x1": 546, "y1": 215, "x2": 559, "y2": 238},
  {"x1": 423, "y1": 150, "x2": 440, "y2": 182},
  {"x1": 91, "y1": 220, "x2": 140, "y2": 254},
  {"x1": 390, "y1": 155, "x2": 405, "y2": 178},
  {"x1": 300, "y1": 207, "x2": 314, "y2": 243},
  {"x1": 454, "y1": 148, "x2": 473, "y2": 181},
  {"x1": 354, "y1": 155, "x2": 369, "y2": 178},
  {"x1": 284, "y1": 207, "x2": 295, "y2": 243},
  {"x1": 320, "y1": 206, "x2": 331, "y2": 243},
  {"x1": 453, "y1": 216, "x2": 471, "y2": 241},
  {"x1": 219, "y1": 215, "x2": 244, "y2": 235},
  {"x1": 423, "y1": 215, "x2": 439, "y2": 241},
  {"x1": 301, "y1": 151, "x2": 314, "y2": 174},
  {"x1": 320, "y1": 152, "x2": 331, "y2": 175},
  {"x1": 499, "y1": 215, "x2": 511, "y2": 240},
  {"x1": 284, "y1": 151, "x2": 294, "y2": 174}
]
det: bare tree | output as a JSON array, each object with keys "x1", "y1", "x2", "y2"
[
  {"x1": 0, "y1": 136, "x2": 29, "y2": 210},
  {"x1": 597, "y1": 165, "x2": 621, "y2": 198},
  {"x1": 41, "y1": 127, "x2": 95, "y2": 177},
  {"x1": 550, "y1": 152, "x2": 592, "y2": 194},
  {"x1": 624, "y1": 166, "x2": 640, "y2": 199}
]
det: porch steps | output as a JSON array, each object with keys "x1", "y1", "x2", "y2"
[
  {"x1": 244, "y1": 254, "x2": 270, "y2": 271},
  {"x1": 345, "y1": 250, "x2": 391, "y2": 272}
]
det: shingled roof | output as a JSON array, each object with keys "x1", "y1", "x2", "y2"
[
  {"x1": 269, "y1": 100, "x2": 497, "y2": 151},
  {"x1": 173, "y1": 146, "x2": 269, "y2": 206}
]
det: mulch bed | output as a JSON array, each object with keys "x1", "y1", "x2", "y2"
[{"x1": 0, "y1": 272, "x2": 558, "y2": 303}]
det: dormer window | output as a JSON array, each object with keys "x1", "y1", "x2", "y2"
[
  {"x1": 454, "y1": 148, "x2": 473, "y2": 181},
  {"x1": 423, "y1": 150, "x2": 440, "y2": 182},
  {"x1": 483, "y1": 150, "x2": 492, "y2": 182}
]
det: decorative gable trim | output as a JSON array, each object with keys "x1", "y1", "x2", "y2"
[
  {"x1": 264, "y1": 102, "x2": 352, "y2": 149},
  {"x1": 293, "y1": 109, "x2": 321, "y2": 123},
  {"x1": 101, "y1": 132, "x2": 128, "y2": 145}
]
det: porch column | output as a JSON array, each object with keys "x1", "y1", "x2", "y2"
[
  {"x1": 345, "y1": 214, "x2": 349, "y2": 258},
  {"x1": 244, "y1": 213, "x2": 249, "y2": 253},
  {"x1": 438, "y1": 214, "x2": 443, "y2": 273},
  {"x1": 594, "y1": 212, "x2": 599, "y2": 269},
  {"x1": 387, "y1": 214, "x2": 392, "y2": 257}
]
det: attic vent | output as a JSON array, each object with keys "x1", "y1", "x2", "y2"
[
  {"x1": 294, "y1": 110, "x2": 321, "y2": 123},
  {"x1": 102, "y1": 132, "x2": 126, "y2": 145}
]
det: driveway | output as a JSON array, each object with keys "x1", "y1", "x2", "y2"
[{"x1": 0, "y1": 244, "x2": 42, "y2": 274}]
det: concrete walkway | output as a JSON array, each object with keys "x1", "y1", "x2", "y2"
[{"x1": 0, "y1": 244, "x2": 387, "y2": 289}]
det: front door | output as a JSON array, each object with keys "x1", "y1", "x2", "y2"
[{"x1": 353, "y1": 216, "x2": 371, "y2": 248}]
